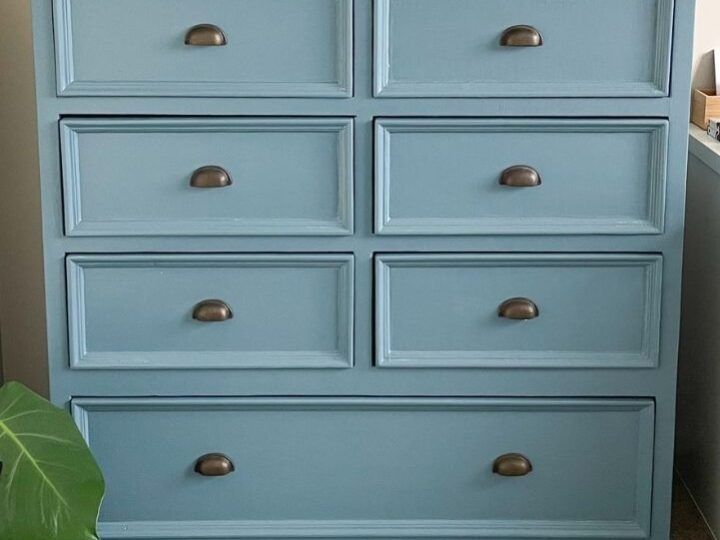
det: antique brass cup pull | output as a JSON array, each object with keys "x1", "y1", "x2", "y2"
[
  {"x1": 500, "y1": 165, "x2": 542, "y2": 188},
  {"x1": 500, "y1": 25, "x2": 543, "y2": 47},
  {"x1": 192, "y1": 300, "x2": 234, "y2": 322},
  {"x1": 493, "y1": 453, "x2": 533, "y2": 477},
  {"x1": 498, "y1": 298, "x2": 539, "y2": 320},
  {"x1": 190, "y1": 166, "x2": 233, "y2": 188},
  {"x1": 194, "y1": 453, "x2": 235, "y2": 477},
  {"x1": 185, "y1": 24, "x2": 228, "y2": 46}
]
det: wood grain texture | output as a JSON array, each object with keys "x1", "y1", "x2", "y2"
[{"x1": 691, "y1": 89, "x2": 720, "y2": 128}]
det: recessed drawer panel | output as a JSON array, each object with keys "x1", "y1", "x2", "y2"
[
  {"x1": 375, "y1": 119, "x2": 668, "y2": 236},
  {"x1": 54, "y1": 0, "x2": 353, "y2": 97},
  {"x1": 375, "y1": 0, "x2": 673, "y2": 97},
  {"x1": 61, "y1": 118, "x2": 354, "y2": 236},
  {"x1": 74, "y1": 397, "x2": 654, "y2": 540},
  {"x1": 376, "y1": 254, "x2": 662, "y2": 368},
  {"x1": 66, "y1": 254, "x2": 354, "y2": 369}
]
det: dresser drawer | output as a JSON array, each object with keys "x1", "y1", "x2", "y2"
[
  {"x1": 54, "y1": 0, "x2": 353, "y2": 97},
  {"x1": 74, "y1": 397, "x2": 654, "y2": 540},
  {"x1": 66, "y1": 254, "x2": 354, "y2": 369},
  {"x1": 375, "y1": 119, "x2": 668, "y2": 236},
  {"x1": 375, "y1": 0, "x2": 673, "y2": 97},
  {"x1": 61, "y1": 118, "x2": 354, "y2": 236},
  {"x1": 376, "y1": 254, "x2": 662, "y2": 368}
]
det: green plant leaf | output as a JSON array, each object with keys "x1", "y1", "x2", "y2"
[{"x1": 0, "y1": 382, "x2": 105, "y2": 540}]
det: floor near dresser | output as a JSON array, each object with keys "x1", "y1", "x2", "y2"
[{"x1": 672, "y1": 475, "x2": 715, "y2": 539}]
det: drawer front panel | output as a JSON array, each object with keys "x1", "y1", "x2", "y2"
[
  {"x1": 74, "y1": 397, "x2": 654, "y2": 539},
  {"x1": 375, "y1": 0, "x2": 673, "y2": 97},
  {"x1": 376, "y1": 254, "x2": 662, "y2": 368},
  {"x1": 54, "y1": 0, "x2": 353, "y2": 97},
  {"x1": 375, "y1": 119, "x2": 668, "y2": 236},
  {"x1": 67, "y1": 254, "x2": 354, "y2": 369},
  {"x1": 61, "y1": 118, "x2": 354, "y2": 236}
]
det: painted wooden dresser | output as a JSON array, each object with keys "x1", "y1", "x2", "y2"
[{"x1": 29, "y1": 1, "x2": 694, "y2": 539}]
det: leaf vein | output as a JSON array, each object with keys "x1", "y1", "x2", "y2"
[
  {"x1": 14, "y1": 433, "x2": 75, "y2": 445},
  {"x1": 0, "y1": 395, "x2": 23, "y2": 420},
  {"x1": 0, "y1": 419, "x2": 70, "y2": 511},
  {"x1": 1, "y1": 410, "x2": 46, "y2": 423}
]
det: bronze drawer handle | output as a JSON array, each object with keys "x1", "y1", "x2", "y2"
[
  {"x1": 194, "y1": 453, "x2": 235, "y2": 477},
  {"x1": 500, "y1": 165, "x2": 542, "y2": 188},
  {"x1": 193, "y1": 300, "x2": 234, "y2": 322},
  {"x1": 493, "y1": 453, "x2": 533, "y2": 477},
  {"x1": 185, "y1": 24, "x2": 228, "y2": 46},
  {"x1": 190, "y1": 166, "x2": 233, "y2": 188},
  {"x1": 498, "y1": 298, "x2": 539, "y2": 320},
  {"x1": 499, "y1": 25, "x2": 543, "y2": 47}
]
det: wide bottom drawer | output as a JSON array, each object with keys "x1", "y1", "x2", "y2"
[{"x1": 73, "y1": 397, "x2": 654, "y2": 539}]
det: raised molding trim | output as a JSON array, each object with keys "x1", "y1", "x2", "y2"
[
  {"x1": 66, "y1": 254, "x2": 354, "y2": 370},
  {"x1": 375, "y1": 253, "x2": 663, "y2": 369},
  {"x1": 71, "y1": 396, "x2": 654, "y2": 540},
  {"x1": 53, "y1": 0, "x2": 353, "y2": 98},
  {"x1": 374, "y1": 0, "x2": 673, "y2": 98},
  {"x1": 375, "y1": 119, "x2": 668, "y2": 236},
  {"x1": 60, "y1": 117, "x2": 354, "y2": 237},
  {"x1": 96, "y1": 519, "x2": 648, "y2": 539}
]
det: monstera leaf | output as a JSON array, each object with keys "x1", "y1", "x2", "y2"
[{"x1": 0, "y1": 381, "x2": 105, "y2": 540}]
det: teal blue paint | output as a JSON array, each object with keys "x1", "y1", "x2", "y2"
[
  {"x1": 29, "y1": 0, "x2": 695, "y2": 538},
  {"x1": 74, "y1": 397, "x2": 655, "y2": 539},
  {"x1": 375, "y1": 0, "x2": 674, "y2": 97},
  {"x1": 60, "y1": 118, "x2": 354, "y2": 236},
  {"x1": 376, "y1": 254, "x2": 663, "y2": 368},
  {"x1": 375, "y1": 119, "x2": 669, "y2": 235},
  {"x1": 66, "y1": 254, "x2": 354, "y2": 369},
  {"x1": 54, "y1": 0, "x2": 353, "y2": 97}
]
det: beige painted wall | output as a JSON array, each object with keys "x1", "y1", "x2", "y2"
[
  {"x1": 0, "y1": 0, "x2": 49, "y2": 396},
  {"x1": 693, "y1": 0, "x2": 720, "y2": 90}
]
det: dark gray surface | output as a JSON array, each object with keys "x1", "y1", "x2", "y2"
[{"x1": 672, "y1": 475, "x2": 715, "y2": 539}]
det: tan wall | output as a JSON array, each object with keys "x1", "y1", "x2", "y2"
[
  {"x1": 693, "y1": 0, "x2": 720, "y2": 90},
  {"x1": 0, "y1": 0, "x2": 49, "y2": 396}
]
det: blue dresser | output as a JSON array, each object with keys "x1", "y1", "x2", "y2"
[{"x1": 30, "y1": 1, "x2": 695, "y2": 538}]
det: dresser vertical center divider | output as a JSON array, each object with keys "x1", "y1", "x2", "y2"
[{"x1": 30, "y1": 1, "x2": 695, "y2": 538}]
